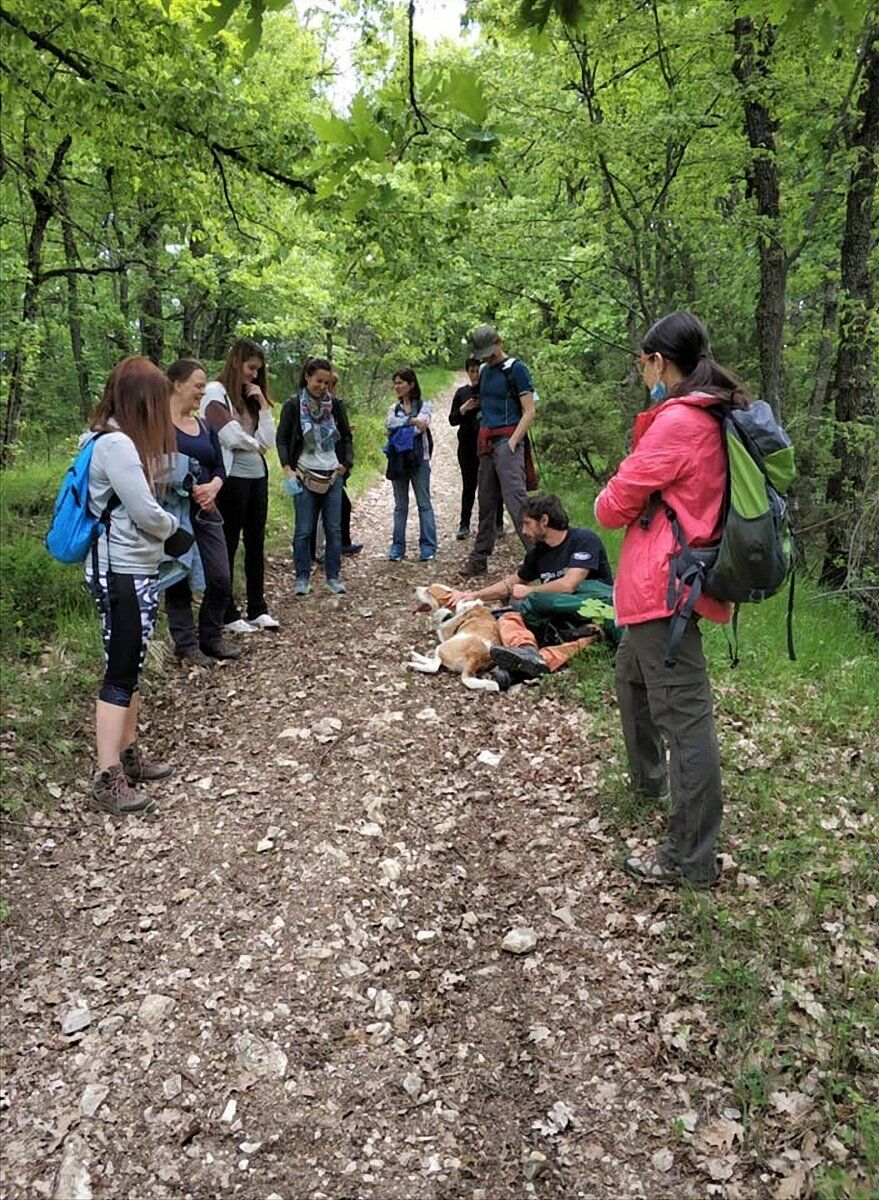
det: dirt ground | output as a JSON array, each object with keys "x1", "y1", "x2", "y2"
[{"x1": 1, "y1": 386, "x2": 751, "y2": 1199}]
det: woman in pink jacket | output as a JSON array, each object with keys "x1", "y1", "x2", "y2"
[{"x1": 595, "y1": 311, "x2": 749, "y2": 889}]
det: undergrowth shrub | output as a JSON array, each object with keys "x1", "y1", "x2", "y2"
[{"x1": 0, "y1": 538, "x2": 91, "y2": 654}]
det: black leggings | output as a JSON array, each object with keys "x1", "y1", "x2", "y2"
[
  {"x1": 216, "y1": 472, "x2": 269, "y2": 622},
  {"x1": 92, "y1": 571, "x2": 160, "y2": 707}
]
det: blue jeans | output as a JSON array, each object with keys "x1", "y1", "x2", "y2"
[
  {"x1": 391, "y1": 461, "x2": 437, "y2": 555},
  {"x1": 293, "y1": 475, "x2": 343, "y2": 580}
]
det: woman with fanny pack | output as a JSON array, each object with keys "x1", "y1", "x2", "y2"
[
  {"x1": 163, "y1": 358, "x2": 239, "y2": 668},
  {"x1": 386, "y1": 368, "x2": 437, "y2": 561},
  {"x1": 201, "y1": 338, "x2": 279, "y2": 632},
  {"x1": 276, "y1": 356, "x2": 352, "y2": 596}
]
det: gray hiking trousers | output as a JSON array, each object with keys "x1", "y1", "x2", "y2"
[
  {"x1": 615, "y1": 618, "x2": 722, "y2": 884},
  {"x1": 472, "y1": 437, "x2": 529, "y2": 564}
]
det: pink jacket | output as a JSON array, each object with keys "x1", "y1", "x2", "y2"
[{"x1": 595, "y1": 393, "x2": 730, "y2": 627}]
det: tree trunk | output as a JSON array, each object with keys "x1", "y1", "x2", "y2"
[
  {"x1": 1, "y1": 135, "x2": 71, "y2": 463},
  {"x1": 59, "y1": 184, "x2": 92, "y2": 419},
  {"x1": 806, "y1": 275, "x2": 839, "y2": 436},
  {"x1": 138, "y1": 211, "x2": 164, "y2": 364},
  {"x1": 822, "y1": 25, "x2": 879, "y2": 587},
  {"x1": 732, "y1": 17, "x2": 787, "y2": 419}
]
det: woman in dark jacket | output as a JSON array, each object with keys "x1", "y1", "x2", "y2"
[
  {"x1": 164, "y1": 358, "x2": 239, "y2": 668},
  {"x1": 276, "y1": 356, "x2": 353, "y2": 596},
  {"x1": 449, "y1": 356, "x2": 505, "y2": 542}
]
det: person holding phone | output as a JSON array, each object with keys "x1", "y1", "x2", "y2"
[
  {"x1": 163, "y1": 358, "x2": 238, "y2": 667},
  {"x1": 449, "y1": 355, "x2": 505, "y2": 542},
  {"x1": 201, "y1": 338, "x2": 279, "y2": 632}
]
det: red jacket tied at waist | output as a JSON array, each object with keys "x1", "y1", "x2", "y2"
[
  {"x1": 594, "y1": 393, "x2": 730, "y2": 628},
  {"x1": 476, "y1": 425, "x2": 517, "y2": 456}
]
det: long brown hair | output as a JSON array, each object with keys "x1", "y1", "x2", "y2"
[
  {"x1": 217, "y1": 338, "x2": 271, "y2": 421},
  {"x1": 90, "y1": 356, "x2": 176, "y2": 484}
]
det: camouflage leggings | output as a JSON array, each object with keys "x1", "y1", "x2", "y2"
[{"x1": 90, "y1": 571, "x2": 159, "y2": 707}]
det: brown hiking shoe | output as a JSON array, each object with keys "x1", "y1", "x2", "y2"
[
  {"x1": 457, "y1": 559, "x2": 487, "y2": 580},
  {"x1": 91, "y1": 765, "x2": 154, "y2": 815},
  {"x1": 176, "y1": 645, "x2": 215, "y2": 669},
  {"x1": 120, "y1": 743, "x2": 175, "y2": 783}
]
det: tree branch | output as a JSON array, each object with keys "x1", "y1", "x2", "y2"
[
  {"x1": 0, "y1": 6, "x2": 315, "y2": 194},
  {"x1": 36, "y1": 261, "x2": 144, "y2": 284}
]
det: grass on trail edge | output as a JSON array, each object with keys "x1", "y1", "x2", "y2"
[
  {"x1": 0, "y1": 369, "x2": 455, "y2": 814},
  {"x1": 3, "y1": 383, "x2": 877, "y2": 1193},
  {"x1": 544, "y1": 469, "x2": 879, "y2": 1198}
]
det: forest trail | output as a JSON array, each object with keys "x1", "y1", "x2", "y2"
[{"x1": 1, "y1": 384, "x2": 730, "y2": 1199}]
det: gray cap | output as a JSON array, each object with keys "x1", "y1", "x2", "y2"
[{"x1": 470, "y1": 324, "x2": 501, "y2": 361}]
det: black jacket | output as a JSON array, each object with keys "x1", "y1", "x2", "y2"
[
  {"x1": 276, "y1": 394, "x2": 354, "y2": 472},
  {"x1": 448, "y1": 384, "x2": 480, "y2": 445}
]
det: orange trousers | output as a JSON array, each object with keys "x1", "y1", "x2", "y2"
[{"x1": 497, "y1": 611, "x2": 595, "y2": 672}]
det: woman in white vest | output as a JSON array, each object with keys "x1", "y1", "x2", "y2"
[{"x1": 200, "y1": 338, "x2": 279, "y2": 632}]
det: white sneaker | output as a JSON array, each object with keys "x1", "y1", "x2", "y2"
[
  {"x1": 249, "y1": 613, "x2": 280, "y2": 630},
  {"x1": 223, "y1": 618, "x2": 256, "y2": 634}
]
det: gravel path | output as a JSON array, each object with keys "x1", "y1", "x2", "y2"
[{"x1": 1, "y1": 382, "x2": 734, "y2": 1199}]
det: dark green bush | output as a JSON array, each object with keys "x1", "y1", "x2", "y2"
[{"x1": 0, "y1": 538, "x2": 91, "y2": 654}]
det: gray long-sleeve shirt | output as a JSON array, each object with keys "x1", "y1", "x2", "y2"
[{"x1": 81, "y1": 428, "x2": 178, "y2": 576}]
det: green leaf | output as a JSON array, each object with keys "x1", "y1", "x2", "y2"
[
  {"x1": 201, "y1": 0, "x2": 241, "y2": 39},
  {"x1": 240, "y1": 1, "x2": 264, "y2": 59},
  {"x1": 444, "y1": 67, "x2": 488, "y2": 125},
  {"x1": 465, "y1": 128, "x2": 498, "y2": 157},
  {"x1": 349, "y1": 93, "x2": 374, "y2": 140},
  {"x1": 312, "y1": 113, "x2": 355, "y2": 146}
]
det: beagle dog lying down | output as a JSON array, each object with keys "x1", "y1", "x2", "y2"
[{"x1": 409, "y1": 583, "x2": 502, "y2": 692}]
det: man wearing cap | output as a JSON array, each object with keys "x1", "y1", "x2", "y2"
[{"x1": 459, "y1": 324, "x2": 536, "y2": 578}]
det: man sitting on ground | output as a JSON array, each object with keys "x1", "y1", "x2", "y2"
[{"x1": 447, "y1": 493, "x2": 613, "y2": 689}]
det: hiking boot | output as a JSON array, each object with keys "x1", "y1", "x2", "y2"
[
  {"x1": 91, "y1": 765, "x2": 155, "y2": 815},
  {"x1": 176, "y1": 646, "x2": 215, "y2": 669},
  {"x1": 342, "y1": 542, "x2": 364, "y2": 556},
  {"x1": 490, "y1": 666, "x2": 514, "y2": 692},
  {"x1": 294, "y1": 578, "x2": 311, "y2": 597},
  {"x1": 202, "y1": 638, "x2": 240, "y2": 660},
  {"x1": 489, "y1": 643, "x2": 549, "y2": 680},
  {"x1": 623, "y1": 851, "x2": 721, "y2": 890},
  {"x1": 120, "y1": 743, "x2": 175, "y2": 783},
  {"x1": 455, "y1": 526, "x2": 470, "y2": 541},
  {"x1": 457, "y1": 559, "x2": 487, "y2": 579},
  {"x1": 326, "y1": 578, "x2": 346, "y2": 595}
]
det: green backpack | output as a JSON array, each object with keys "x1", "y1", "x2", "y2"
[{"x1": 645, "y1": 400, "x2": 796, "y2": 666}]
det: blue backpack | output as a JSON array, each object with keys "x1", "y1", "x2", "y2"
[{"x1": 45, "y1": 433, "x2": 119, "y2": 568}]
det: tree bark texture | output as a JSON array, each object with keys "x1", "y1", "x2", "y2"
[
  {"x1": 59, "y1": 185, "x2": 92, "y2": 419},
  {"x1": 138, "y1": 213, "x2": 164, "y2": 365},
  {"x1": 733, "y1": 17, "x2": 787, "y2": 419},
  {"x1": 822, "y1": 26, "x2": 879, "y2": 587},
  {"x1": 2, "y1": 135, "x2": 71, "y2": 464}
]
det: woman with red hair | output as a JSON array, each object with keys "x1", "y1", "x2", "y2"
[{"x1": 84, "y1": 357, "x2": 191, "y2": 815}]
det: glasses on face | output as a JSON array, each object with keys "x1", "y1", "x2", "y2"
[{"x1": 636, "y1": 354, "x2": 654, "y2": 377}]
